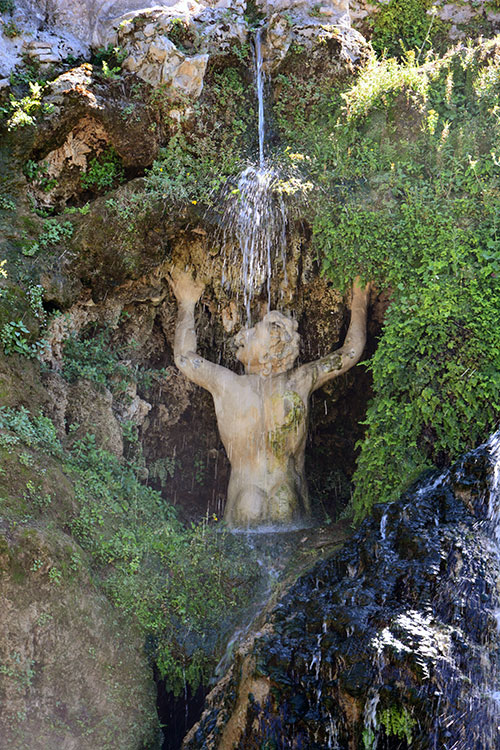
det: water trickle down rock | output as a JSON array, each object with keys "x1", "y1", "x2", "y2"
[{"x1": 183, "y1": 433, "x2": 500, "y2": 749}]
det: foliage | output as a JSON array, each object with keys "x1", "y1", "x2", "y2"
[
  {"x1": 0, "y1": 195, "x2": 15, "y2": 211},
  {"x1": 166, "y1": 17, "x2": 200, "y2": 53},
  {"x1": 379, "y1": 705, "x2": 415, "y2": 743},
  {"x1": 22, "y1": 218, "x2": 73, "y2": 257},
  {"x1": 62, "y1": 324, "x2": 132, "y2": 387},
  {"x1": 92, "y1": 44, "x2": 127, "y2": 78},
  {"x1": 272, "y1": 41, "x2": 500, "y2": 519},
  {"x1": 0, "y1": 320, "x2": 35, "y2": 356},
  {"x1": 0, "y1": 0, "x2": 14, "y2": 13},
  {"x1": 23, "y1": 159, "x2": 57, "y2": 193},
  {"x1": 2, "y1": 17, "x2": 19, "y2": 37},
  {"x1": 80, "y1": 147, "x2": 125, "y2": 192},
  {"x1": 368, "y1": 0, "x2": 440, "y2": 58},
  {"x1": 1, "y1": 81, "x2": 53, "y2": 130},
  {"x1": 146, "y1": 65, "x2": 254, "y2": 204},
  {"x1": 61, "y1": 324, "x2": 164, "y2": 399},
  {"x1": 0, "y1": 407, "x2": 261, "y2": 694}
]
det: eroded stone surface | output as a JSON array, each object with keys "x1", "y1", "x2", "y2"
[{"x1": 0, "y1": 524, "x2": 158, "y2": 750}]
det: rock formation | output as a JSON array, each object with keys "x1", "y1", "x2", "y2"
[{"x1": 184, "y1": 435, "x2": 500, "y2": 749}]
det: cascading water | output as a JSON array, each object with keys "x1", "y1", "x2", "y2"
[
  {"x1": 184, "y1": 432, "x2": 500, "y2": 750},
  {"x1": 222, "y1": 28, "x2": 288, "y2": 322}
]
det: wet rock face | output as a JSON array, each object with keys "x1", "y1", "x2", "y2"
[{"x1": 185, "y1": 436, "x2": 500, "y2": 749}]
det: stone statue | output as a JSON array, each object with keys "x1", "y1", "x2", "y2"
[{"x1": 169, "y1": 268, "x2": 370, "y2": 528}]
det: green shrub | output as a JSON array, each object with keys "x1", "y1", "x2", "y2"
[
  {"x1": 0, "y1": 320, "x2": 34, "y2": 357},
  {"x1": 369, "y1": 0, "x2": 442, "y2": 58},
  {"x1": 272, "y1": 42, "x2": 500, "y2": 519},
  {"x1": 80, "y1": 147, "x2": 125, "y2": 192},
  {"x1": 0, "y1": 408, "x2": 261, "y2": 693},
  {"x1": 1, "y1": 81, "x2": 53, "y2": 130}
]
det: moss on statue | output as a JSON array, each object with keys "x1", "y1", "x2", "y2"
[{"x1": 268, "y1": 390, "x2": 306, "y2": 461}]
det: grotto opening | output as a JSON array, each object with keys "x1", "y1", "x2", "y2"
[{"x1": 170, "y1": 267, "x2": 370, "y2": 528}]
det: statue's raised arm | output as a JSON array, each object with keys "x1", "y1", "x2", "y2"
[
  {"x1": 169, "y1": 268, "x2": 236, "y2": 396},
  {"x1": 295, "y1": 278, "x2": 370, "y2": 395}
]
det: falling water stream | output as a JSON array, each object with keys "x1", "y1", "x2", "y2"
[{"x1": 222, "y1": 27, "x2": 288, "y2": 322}]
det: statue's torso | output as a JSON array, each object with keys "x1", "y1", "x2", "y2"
[
  {"x1": 213, "y1": 372, "x2": 308, "y2": 468},
  {"x1": 213, "y1": 371, "x2": 311, "y2": 526}
]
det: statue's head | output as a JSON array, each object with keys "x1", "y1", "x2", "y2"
[{"x1": 234, "y1": 311, "x2": 300, "y2": 376}]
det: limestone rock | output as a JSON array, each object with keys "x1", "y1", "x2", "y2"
[
  {"x1": 26, "y1": 65, "x2": 159, "y2": 210},
  {"x1": 108, "y1": 5, "x2": 247, "y2": 95},
  {"x1": 66, "y1": 379, "x2": 124, "y2": 456},
  {"x1": 0, "y1": 526, "x2": 158, "y2": 750},
  {"x1": 263, "y1": 9, "x2": 365, "y2": 71}
]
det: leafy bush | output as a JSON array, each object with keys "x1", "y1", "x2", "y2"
[
  {"x1": 0, "y1": 408, "x2": 261, "y2": 693},
  {"x1": 62, "y1": 325, "x2": 131, "y2": 386},
  {"x1": 369, "y1": 0, "x2": 440, "y2": 58},
  {"x1": 80, "y1": 147, "x2": 125, "y2": 192},
  {"x1": 273, "y1": 41, "x2": 500, "y2": 519},
  {"x1": 0, "y1": 320, "x2": 34, "y2": 356},
  {"x1": 1, "y1": 81, "x2": 53, "y2": 130}
]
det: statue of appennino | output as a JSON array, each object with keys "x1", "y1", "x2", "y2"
[{"x1": 169, "y1": 268, "x2": 370, "y2": 529}]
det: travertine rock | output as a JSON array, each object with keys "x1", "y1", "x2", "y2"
[
  {"x1": 66, "y1": 379, "x2": 124, "y2": 455},
  {"x1": 0, "y1": 525, "x2": 158, "y2": 750},
  {"x1": 109, "y1": 4, "x2": 247, "y2": 94}
]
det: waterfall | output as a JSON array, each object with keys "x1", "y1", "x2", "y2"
[
  {"x1": 222, "y1": 27, "x2": 287, "y2": 322},
  {"x1": 184, "y1": 432, "x2": 500, "y2": 749},
  {"x1": 255, "y1": 28, "x2": 266, "y2": 168}
]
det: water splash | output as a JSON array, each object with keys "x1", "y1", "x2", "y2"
[
  {"x1": 221, "y1": 28, "x2": 288, "y2": 322},
  {"x1": 229, "y1": 166, "x2": 287, "y2": 321}
]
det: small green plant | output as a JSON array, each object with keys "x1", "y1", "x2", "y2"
[
  {"x1": 24, "y1": 480, "x2": 52, "y2": 510},
  {"x1": 2, "y1": 18, "x2": 19, "y2": 37},
  {"x1": 166, "y1": 18, "x2": 197, "y2": 52},
  {"x1": 310, "y1": 3, "x2": 325, "y2": 17},
  {"x1": 0, "y1": 0, "x2": 14, "y2": 13},
  {"x1": 379, "y1": 706, "x2": 415, "y2": 743},
  {"x1": 149, "y1": 456, "x2": 179, "y2": 487},
  {"x1": 23, "y1": 159, "x2": 57, "y2": 192},
  {"x1": 2, "y1": 81, "x2": 53, "y2": 130},
  {"x1": 0, "y1": 320, "x2": 34, "y2": 357},
  {"x1": 93, "y1": 44, "x2": 127, "y2": 78},
  {"x1": 27, "y1": 284, "x2": 46, "y2": 321},
  {"x1": 80, "y1": 147, "x2": 125, "y2": 192},
  {"x1": 48, "y1": 567, "x2": 62, "y2": 584},
  {"x1": 22, "y1": 218, "x2": 73, "y2": 257},
  {"x1": 101, "y1": 60, "x2": 121, "y2": 79},
  {"x1": 0, "y1": 196, "x2": 15, "y2": 211}
]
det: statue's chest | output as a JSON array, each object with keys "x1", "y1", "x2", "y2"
[{"x1": 264, "y1": 390, "x2": 307, "y2": 457}]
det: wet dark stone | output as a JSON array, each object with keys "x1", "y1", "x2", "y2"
[
  {"x1": 185, "y1": 435, "x2": 500, "y2": 750},
  {"x1": 339, "y1": 661, "x2": 376, "y2": 697}
]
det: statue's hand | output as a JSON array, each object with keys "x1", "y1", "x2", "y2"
[{"x1": 168, "y1": 267, "x2": 205, "y2": 305}]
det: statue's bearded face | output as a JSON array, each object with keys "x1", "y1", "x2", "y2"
[{"x1": 235, "y1": 312, "x2": 300, "y2": 375}]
